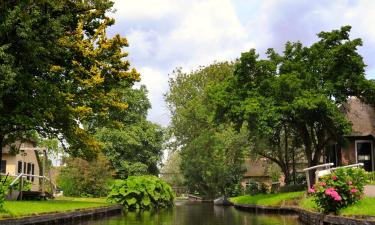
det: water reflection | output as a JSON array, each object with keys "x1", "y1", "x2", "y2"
[{"x1": 83, "y1": 201, "x2": 301, "y2": 225}]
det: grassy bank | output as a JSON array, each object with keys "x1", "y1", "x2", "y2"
[
  {"x1": 300, "y1": 196, "x2": 375, "y2": 216},
  {"x1": 0, "y1": 197, "x2": 113, "y2": 218},
  {"x1": 232, "y1": 192, "x2": 375, "y2": 216},
  {"x1": 230, "y1": 191, "x2": 305, "y2": 206}
]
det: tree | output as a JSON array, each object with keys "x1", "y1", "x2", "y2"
[
  {"x1": 57, "y1": 155, "x2": 113, "y2": 197},
  {"x1": 160, "y1": 151, "x2": 185, "y2": 188},
  {"x1": 94, "y1": 86, "x2": 164, "y2": 178},
  {"x1": 211, "y1": 26, "x2": 373, "y2": 184},
  {"x1": 0, "y1": 0, "x2": 139, "y2": 166},
  {"x1": 165, "y1": 63, "x2": 247, "y2": 198}
]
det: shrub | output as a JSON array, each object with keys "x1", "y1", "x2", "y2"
[
  {"x1": 310, "y1": 168, "x2": 368, "y2": 214},
  {"x1": 279, "y1": 184, "x2": 305, "y2": 193},
  {"x1": 107, "y1": 175, "x2": 174, "y2": 211},
  {"x1": 4, "y1": 176, "x2": 32, "y2": 191},
  {"x1": 245, "y1": 181, "x2": 269, "y2": 195},
  {"x1": 57, "y1": 156, "x2": 113, "y2": 197}
]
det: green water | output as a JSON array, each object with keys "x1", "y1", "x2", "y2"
[{"x1": 83, "y1": 201, "x2": 302, "y2": 225}]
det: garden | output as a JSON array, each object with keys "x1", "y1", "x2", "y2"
[{"x1": 231, "y1": 167, "x2": 375, "y2": 217}]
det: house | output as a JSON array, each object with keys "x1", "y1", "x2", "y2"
[
  {"x1": 241, "y1": 158, "x2": 272, "y2": 187},
  {"x1": 1, "y1": 140, "x2": 42, "y2": 191},
  {"x1": 326, "y1": 97, "x2": 375, "y2": 172}
]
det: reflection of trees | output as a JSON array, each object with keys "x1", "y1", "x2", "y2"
[{"x1": 87, "y1": 203, "x2": 301, "y2": 225}]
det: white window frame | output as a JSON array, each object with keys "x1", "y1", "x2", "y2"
[{"x1": 355, "y1": 140, "x2": 374, "y2": 171}]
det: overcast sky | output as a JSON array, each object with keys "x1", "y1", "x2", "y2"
[{"x1": 108, "y1": 0, "x2": 375, "y2": 127}]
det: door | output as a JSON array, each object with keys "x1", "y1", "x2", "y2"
[{"x1": 356, "y1": 140, "x2": 374, "y2": 171}]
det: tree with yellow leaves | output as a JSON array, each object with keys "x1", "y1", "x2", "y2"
[{"x1": 0, "y1": 0, "x2": 138, "y2": 162}]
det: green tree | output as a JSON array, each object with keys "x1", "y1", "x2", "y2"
[
  {"x1": 0, "y1": 0, "x2": 139, "y2": 167},
  {"x1": 160, "y1": 151, "x2": 185, "y2": 188},
  {"x1": 94, "y1": 86, "x2": 164, "y2": 178},
  {"x1": 57, "y1": 155, "x2": 113, "y2": 197},
  {"x1": 165, "y1": 63, "x2": 247, "y2": 198},
  {"x1": 211, "y1": 26, "x2": 374, "y2": 184}
]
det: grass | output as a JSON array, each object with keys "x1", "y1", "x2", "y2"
[
  {"x1": 0, "y1": 197, "x2": 113, "y2": 218},
  {"x1": 230, "y1": 191, "x2": 305, "y2": 206},
  {"x1": 300, "y1": 196, "x2": 375, "y2": 216}
]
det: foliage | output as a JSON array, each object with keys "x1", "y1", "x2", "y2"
[
  {"x1": 245, "y1": 181, "x2": 269, "y2": 195},
  {"x1": 165, "y1": 63, "x2": 247, "y2": 198},
  {"x1": 107, "y1": 176, "x2": 174, "y2": 211},
  {"x1": 301, "y1": 196, "x2": 375, "y2": 216},
  {"x1": 310, "y1": 168, "x2": 368, "y2": 214},
  {"x1": 57, "y1": 156, "x2": 113, "y2": 197},
  {"x1": 5, "y1": 177, "x2": 32, "y2": 192},
  {"x1": 230, "y1": 191, "x2": 304, "y2": 206},
  {"x1": 0, "y1": 181, "x2": 7, "y2": 211},
  {"x1": 0, "y1": 0, "x2": 139, "y2": 162},
  {"x1": 160, "y1": 151, "x2": 185, "y2": 187},
  {"x1": 210, "y1": 26, "x2": 375, "y2": 184},
  {"x1": 279, "y1": 184, "x2": 306, "y2": 193},
  {"x1": 95, "y1": 119, "x2": 164, "y2": 178}
]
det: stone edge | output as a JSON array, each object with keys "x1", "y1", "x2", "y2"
[
  {"x1": 0, "y1": 204, "x2": 123, "y2": 225},
  {"x1": 233, "y1": 203, "x2": 375, "y2": 225}
]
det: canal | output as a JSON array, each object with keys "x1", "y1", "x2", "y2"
[{"x1": 82, "y1": 201, "x2": 302, "y2": 225}]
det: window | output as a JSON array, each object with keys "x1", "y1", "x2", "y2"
[
  {"x1": 31, "y1": 164, "x2": 35, "y2": 182},
  {"x1": 27, "y1": 163, "x2": 32, "y2": 180},
  {"x1": 1, "y1": 160, "x2": 6, "y2": 173},
  {"x1": 23, "y1": 162, "x2": 26, "y2": 174},
  {"x1": 356, "y1": 140, "x2": 374, "y2": 172},
  {"x1": 17, "y1": 161, "x2": 22, "y2": 174}
]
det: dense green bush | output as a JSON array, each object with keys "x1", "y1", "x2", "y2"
[
  {"x1": 5, "y1": 176, "x2": 32, "y2": 191},
  {"x1": 107, "y1": 175, "x2": 174, "y2": 210},
  {"x1": 0, "y1": 181, "x2": 7, "y2": 211},
  {"x1": 279, "y1": 184, "x2": 305, "y2": 193},
  {"x1": 245, "y1": 181, "x2": 269, "y2": 195},
  {"x1": 57, "y1": 156, "x2": 113, "y2": 197},
  {"x1": 310, "y1": 168, "x2": 368, "y2": 214}
]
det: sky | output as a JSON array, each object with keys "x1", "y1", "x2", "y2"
[{"x1": 108, "y1": 0, "x2": 375, "y2": 127}]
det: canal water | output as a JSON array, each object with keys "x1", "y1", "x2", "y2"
[{"x1": 82, "y1": 201, "x2": 302, "y2": 225}]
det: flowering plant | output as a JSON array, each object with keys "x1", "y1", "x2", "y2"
[{"x1": 309, "y1": 168, "x2": 368, "y2": 214}]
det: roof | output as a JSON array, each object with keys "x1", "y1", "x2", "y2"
[
  {"x1": 342, "y1": 97, "x2": 375, "y2": 137},
  {"x1": 243, "y1": 158, "x2": 270, "y2": 178}
]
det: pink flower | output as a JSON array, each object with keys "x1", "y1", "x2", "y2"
[
  {"x1": 332, "y1": 176, "x2": 338, "y2": 181},
  {"x1": 325, "y1": 187, "x2": 335, "y2": 195},
  {"x1": 347, "y1": 181, "x2": 353, "y2": 185},
  {"x1": 308, "y1": 188, "x2": 315, "y2": 193},
  {"x1": 320, "y1": 182, "x2": 326, "y2": 187},
  {"x1": 350, "y1": 188, "x2": 358, "y2": 193},
  {"x1": 334, "y1": 195, "x2": 342, "y2": 201}
]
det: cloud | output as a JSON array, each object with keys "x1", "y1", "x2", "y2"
[
  {"x1": 111, "y1": 0, "x2": 253, "y2": 126},
  {"x1": 110, "y1": 0, "x2": 375, "y2": 126},
  {"x1": 138, "y1": 67, "x2": 170, "y2": 126}
]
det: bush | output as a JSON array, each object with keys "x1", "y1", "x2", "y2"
[
  {"x1": 57, "y1": 156, "x2": 113, "y2": 197},
  {"x1": 3, "y1": 176, "x2": 32, "y2": 191},
  {"x1": 310, "y1": 168, "x2": 368, "y2": 214},
  {"x1": 245, "y1": 181, "x2": 269, "y2": 195},
  {"x1": 107, "y1": 175, "x2": 174, "y2": 211},
  {"x1": 279, "y1": 184, "x2": 306, "y2": 193},
  {"x1": 0, "y1": 180, "x2": 7, "y2": 211}
]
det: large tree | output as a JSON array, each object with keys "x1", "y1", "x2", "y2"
[
  {"x1": 94, "y1": 86, "x2": 164, "y2": 178},
  {"x1": 211, "y1": 26, "x2": 374, "y2": 184},
  {"x1": 0, "y1": 0, "x2": 138, "y2": 164},
  {"x1": 165, "y1": 63, "x2": 247, "y2": 198}
]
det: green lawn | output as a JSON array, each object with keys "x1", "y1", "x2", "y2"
[
  {"x1": 230, "y1": 191, "x2": 305, "y2": 206},
  {"x1": 0, "y1": 197, "x2": 113, "y2": 218},
  {"x1": 300, "y1": 196, "x2": 375, "y2": 216}
]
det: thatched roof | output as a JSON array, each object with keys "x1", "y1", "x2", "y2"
[{"x1": 342, "y1": 97, "x2": 375, "y2": 137}]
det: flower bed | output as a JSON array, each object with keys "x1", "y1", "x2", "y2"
[{"x1": 308, "y1": 168, "x2": 368, "y2": 214}]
